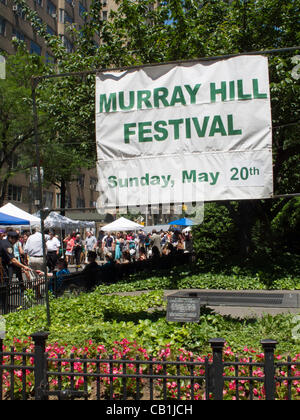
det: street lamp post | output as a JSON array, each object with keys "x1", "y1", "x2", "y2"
[{"x1": 31, "y1": 77, "x2": 51, "y2": 328}]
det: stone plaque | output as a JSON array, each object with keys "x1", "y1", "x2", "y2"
[{"x1": 166, "y1": 296, "x2": 201, "y2": 322}]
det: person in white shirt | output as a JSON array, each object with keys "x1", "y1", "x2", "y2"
[
  {"x1": 46, "y1": 231, "x2": 61, "y2": 272},
  {"x1": 84, "y1": 231, "x2": 97, "y2": 263},
  {"x1": 23, "y1": 226, "x2": 44, "y2": 271}
]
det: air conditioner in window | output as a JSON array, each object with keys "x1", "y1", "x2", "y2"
[
  {"x1": 12, "y1": 5, "x2": 18, "y2": 11},
  {"x1": 71, "y1": 1, "x2": 75, "y2": 7},
  {"x1": 51, "y1": 12, "x2": 57, "y2": 18}
]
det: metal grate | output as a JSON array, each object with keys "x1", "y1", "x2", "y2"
[{"x1": 169, "y1": 291, "x2": 300, "y2": 308}]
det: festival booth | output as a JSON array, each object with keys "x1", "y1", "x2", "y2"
[
  {"x1": 101, "y1": 217, "x2": 143, "y2": 232},
  {"x1": 36, "y1": 211, "x2": 95, "y2": 231},
  {"x1": 142, "y1": 224, "x2": 170, "y2": 233},
  {"x1": 42, "y1": 211, "x2": 95, "y2": 257},
  {"x1": 43, "y1": 211, "x2": 95, "y2": 241},
  {"x1": 0, "y1": 203, "x2": 40, "y2": 227},
  {"x1": 168, "y1": 217, "x2": 194, "y2": 228},
  {"x1": 0, "y1": 211, "x2": 30, "y2": 226},
  {"x1": 44, "y1": 211, "x2": 80, "y2": 230},
  {"x1": 79, "y1": 219, "x2": 96, "y2": 229}
]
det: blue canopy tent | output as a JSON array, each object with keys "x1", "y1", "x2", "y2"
[
  {"x1": 168, "y1": 217, "x2": 194, "y2": 227},
  {"x1": 0, "y1": 212, "x2": 30, "y2": 226}
]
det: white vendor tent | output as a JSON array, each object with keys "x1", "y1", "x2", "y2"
[
  {"x1": 42, "y1": 212, "x2": 95, "y2": 230},
  {"x1": 142, "y1": 224, "x2": 170, "y2": 233},
  {"x1": 0, "y1": 203, "x2": 40, "y2": 226},
  {"x1": 44, "y1": 211, "x2": 78, "y2": 229},
  {"x1": 77, "y1": 219, "x2": 96, "y2": 229},
  {"x1": 101, "y1": 217, "x2": 143, "y2": 232}
]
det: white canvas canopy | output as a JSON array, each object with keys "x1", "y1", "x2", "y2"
[
  {"x1": 142, "y1": 225, "x2": 170, "y2": 233},
  {"x1": 44, "y1": 212, "x2": 78, "y2": 229},
  {"x1": 79, "y1": 220, "x2": 96, "y2": 229},
  {"x1": 101, "y1": 217, "x2": 143, "y2": 232},
  {"x1": 0, "y1": 203, "x2": 40, "y2": 226},
  {"x1": 34, "y1": 211, "x2": 95, "y2": 230}
]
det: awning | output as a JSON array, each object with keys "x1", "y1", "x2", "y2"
[
  {"x1": 101, "y1": 217, "x2": 143, "y2": 232},
  {"x1": 0, "y1": 211, "x2": 30, "y2": 225},
  {"x1": 0, "y1": 203, "x2": 40, "y2": 226}
]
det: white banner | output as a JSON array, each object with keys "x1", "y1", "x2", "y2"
[{"x1": 96, "y1": 55, "x2": 273, "y2": 208}]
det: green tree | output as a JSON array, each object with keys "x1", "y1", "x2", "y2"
[
  {"x1": 0, "y1": 49, "x2": 48, "y2": 205},
  {"x1": 192, "y1": 203, "x2": 239, "y2": 268},
  {"x1": 12, "y1": 0, "x2": 300, "y2": 259}
]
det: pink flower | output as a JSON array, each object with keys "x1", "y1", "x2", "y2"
[
  {"x1": 75, "y1": 377, "x2": 84, "y2": 388},
  {"x1": 229, "y1": 381, "x2": 236, "y2": 390}
]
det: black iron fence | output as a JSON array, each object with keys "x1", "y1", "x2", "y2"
[
  {"x1": 0, "y1": 252, "x2": 192, "y2": 315},
  {"x1": 0, "y1": 275, "x2": 46, "y2": 315},
  {"x1": 0, "y1": 332, "x2": 299, "y2": 400}
]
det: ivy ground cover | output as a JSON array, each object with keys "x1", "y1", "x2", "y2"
[{"x1": 2, "y1": 272, "x2": 300, "y2": 400}]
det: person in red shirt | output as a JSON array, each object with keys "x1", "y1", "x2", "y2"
[{"x1": 63, "y1": 234, "x2": 74, "y2": 264}]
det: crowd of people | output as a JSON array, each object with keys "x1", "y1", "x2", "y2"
[
  {"x1": 0, "y1": 226, "x2": 193, "y2": 285},
  {"x1": 97, "y1": 229, "x2": 193, "y2": 264},
  {"x1": 0, "y1": 225, "x2": 193, "y2": 308}
]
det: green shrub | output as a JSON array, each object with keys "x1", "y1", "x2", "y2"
[{"x1": 192, "y1": 203, "x2": 239, "y2": 268}]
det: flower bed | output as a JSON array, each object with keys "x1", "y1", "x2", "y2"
[{"x1": 1, "y1": 337, "x2": 300, "y2": 400}]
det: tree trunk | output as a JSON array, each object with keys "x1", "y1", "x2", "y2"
[{"x1": 0, "y1": 178, "x2": 8, "y2": 207}]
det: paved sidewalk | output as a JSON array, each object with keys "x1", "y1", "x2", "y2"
[
  {"x1": 64, "y1": 266, "x2": 300, "y2": 319},
  {"x1": 110, "y1": 289, "x2": 300, "y2": 319}
]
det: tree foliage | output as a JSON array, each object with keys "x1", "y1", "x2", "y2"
[
  {"x1": 7, "y1": 0, "x2": 300, "y2": 263},
  {"x1": 0, "y1": 49, "x2": 48, "y2": 205}
]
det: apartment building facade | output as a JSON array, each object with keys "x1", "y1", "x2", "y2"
[
  {"x1": 0, "y1": 1, "x2": 167, "y2": 225},
  {"x1": 0, "y1": 0, "x2": 111, "y2": 57},
  {"x1": 0, "y1": 0, "x2": 113, "y2": 220}
]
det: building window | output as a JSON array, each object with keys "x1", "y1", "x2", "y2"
[
  {"x1": 65, "y1": 195, "x2": 71, "y2": 208},
  {"x1": 43, "y1": 191, "x2": 53, "y2": 208},
  {"x1": 30, "y1": 41, "x2": 41, "y2": 55},
  {"x1": 12, "y1": 29, "x2": 25, "y2": 41},
  {"x1": 0, "y1": 0, "x2": 7, "y2": 5},
  {"x1": 0, "y1": 17, "x2": 6, "y2": 36},
  {"x1": 35, "y1": 0, "x2": 43, "y2": 6},
  {"x1": 10, "y1": 153, "x2": 18, "y2": 170},
  {"x1": 45, "y1": 52, "x2": 55, "y2": 64},
  {"x1": 47, "y1": 0, "x2": 56, "y2": 17},
  {"x1": 60, "y1": 9, "x2": 73, "y2": 25},
  {"x1": 64, "y1": 11, "x2": 74, "y2": 25},
  {"x1": 76, "y1": 197, "x2": 85, "y2": 208},
  {"x1": 77, "y1": 174, "x2": 85, "y2": 187},
  {"x1": 59, "y1": 35, "x2": 73, "y2": 52},
  {"x1": 102, "y1": 11, "x2": 107, "y2": 20},
  {"x1": 89, "y1": 200, "x2": 96, "y2": 208},
  {"x1": 56, "y1": 193, "x2": 61, "y2": 208},
  {"x1": 12, "y1": 5, "x2": 26, "y2": 19},
  {"x1": 59, "y1": 8, "x2": 64, "y2": 23},
  {"x1": 89, "y1": 177, "x2": 97, "y2": 190},
  {"x1": 79, "y1": 2, "x2": 87, "y2": 20},
  {"x1": 46, "y1": 25, "x2": 55, "y2": 35},
  {"x1": 8, "y1": 185, "x2": 22, "y2": 202}
]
